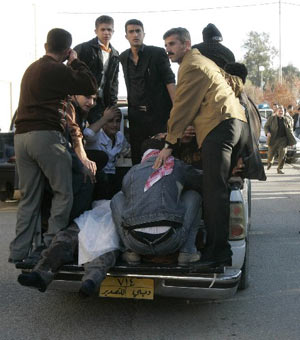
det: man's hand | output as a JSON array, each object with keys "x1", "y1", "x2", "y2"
[
  {"x1": 81, "y1": 166, "x2": 96, "y2": 184},
  {"x1": 67, "y1": 49, "x2": 77, "y2": 65},
  {"x1": 81, "y1": 158, "x2": 97, "y2": 176},
  {"x1": 153, "y1": 148, "x2": 173, "y2": 169},
  {"x1": 232, "y1": 157, "x2": 245, "y2": 175},
  {"x1": 266, "y1": 132, "x2": 271, "y2": 145},
  {"x1": 102, "y1": 106, "x2": 121, "y2": 123}
]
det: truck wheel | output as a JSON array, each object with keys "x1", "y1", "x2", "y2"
[{"x1": 238, "y1": 236, "x2": 249, "y2": 290}]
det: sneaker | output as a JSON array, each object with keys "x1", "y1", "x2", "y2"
[
  {"x1": 277, "y1": 169, "x2": 284, "y2": 174},
  {"x1": 121, "y1": 251, "x2": 141, "y2": 265},
  {"x1": 178, "y1": 252, "x2": 201, "y2": 266}
]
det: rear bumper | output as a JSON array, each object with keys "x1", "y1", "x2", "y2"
[{"x1": 48, "y1": 267, "x2": 241, "y2": 300}]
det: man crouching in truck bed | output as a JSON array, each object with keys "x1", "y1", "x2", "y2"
[
  {"x1": 111, "y1": 137, "x2": 203, "y2": 267},
  {"x1": 17, "y1": 137, "x2": 203, "y2": 297}
]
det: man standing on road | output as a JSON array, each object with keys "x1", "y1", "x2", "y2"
[
  {"x1": 74, "y1": 15, "x2": 119, "y2": 124},
  {"x1": 293, "y1": 106, "x2": 300, "y2": 138},
  {"x1": 119, "y1": 19, "x2": 176, "y2": 164},
  {"x1": 154, "y1": 27, "x2": 248, "y2": 267},
  {"x1": 265, "y1": 105, "x2": 296, "y2": 174},
  {"x1": 9, "y1": 28, "x2": 97, "y2": 264}
]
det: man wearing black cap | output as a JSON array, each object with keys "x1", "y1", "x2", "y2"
[{"x1": 192, "y1": 23, "x2": 235, "y2": 69}]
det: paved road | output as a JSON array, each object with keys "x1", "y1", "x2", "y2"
[{"x1": 0, "y1": 162, "x2": 299, "y2": 340}]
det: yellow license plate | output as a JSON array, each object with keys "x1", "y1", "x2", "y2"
[{"x1": 99, "y1": 277, "x2": 154, "y2": 300}]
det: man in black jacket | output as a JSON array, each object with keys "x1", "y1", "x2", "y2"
[
  {"x1": 74, "y1": 15, "x2": 119, "y2": 124},
  {"x1": 119, "y1": 19, "x2": 176, "y2": 164},
  {"x1": 293, "y1": 106, "x2": 300, "y2": 138}
]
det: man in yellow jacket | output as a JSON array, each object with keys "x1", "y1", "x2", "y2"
[{"x1": 154, "y1": 27, "x2": 248, "y2": 267}]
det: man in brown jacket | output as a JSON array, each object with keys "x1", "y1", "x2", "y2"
[
  {"x1": 154, "y1": 27, "x2": 248, "y2": 267},
  {"x1": 264, "y1": 105, "x2": 296, "y2": 174},
  {"x1": 9, "y1": 28, "x2": 98, "y2": 264}
]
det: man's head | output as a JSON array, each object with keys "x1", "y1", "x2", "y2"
[
  {"x1": 277, "y1": 105, "x2": 284, "y2": 117},
  {"x1": 202, "y1": 23, "x2": 223, "y2": 43},
  {"x1": 45, "y1": 28, "x2": 72, "y2": 60},
  {"x1": 74, "y1": 94, "x2": 97, "y2": 113},
  {"x1": 224, "y1": 63, "x2": 248, "y2": 84},
  {"x1": 95, "y1": 15, "x2": 114, "y2": 46},
  {"x1": 272, "y1": 103, "x2": 279, "y2": 114},
  {"x1": 125, "y1": 19, "x2": 145, "y2": 48},
  {"x1": 163, "y1": 27, "x2": 191, "y2": 64},
  {"x1": 103, "y1": 108, "x2": 122, "y2": 139}
]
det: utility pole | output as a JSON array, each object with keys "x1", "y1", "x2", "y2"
[
  {"x1": 33, "y1": 3, "x2": 37, "y2": 60},
  {"x1": 278, "y1": 0, "x2": 283, "y2": 83}
]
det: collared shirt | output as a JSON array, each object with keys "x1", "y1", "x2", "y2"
[
  {"x1": 83, "y1": 128, "x2": 130, "y2": 174},
  {"x1": 127, "y1": 44, "x2": 147, "y2": 106},
  {"x1": 98, "y1": 40, "x2": 110, "y2": 72}
]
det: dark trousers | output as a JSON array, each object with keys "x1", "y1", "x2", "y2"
[
  {"x1": 201, "y1": 118, "x2": 248, "y2": 260},
  {"x1": 34, "y1": 223, "x2": 119, "y2": 290},
  {"x1": 85, "y1": 149, "x2": 109, "y2": 199},
  {"x1": 128, "y1": 107, "x2": 167, "y2": 165}
]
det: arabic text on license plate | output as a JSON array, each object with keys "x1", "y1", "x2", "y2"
[{"x1": 99, "y1": 277, "x2": 154, "y2": 300}]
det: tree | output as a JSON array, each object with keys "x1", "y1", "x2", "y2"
[
  {"x1": 282, "y1": 64, "x2": 300, "y2": 99},
  {"x1": 263, "y1": 80, "x2": 297, "y2": 108},
  {"x1": 242, "y1": 31, "x2": 278, "y2": 88}
]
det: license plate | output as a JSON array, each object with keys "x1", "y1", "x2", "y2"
[{"x1": 99, "y1": 277, "x2": 154, "y2": 300}]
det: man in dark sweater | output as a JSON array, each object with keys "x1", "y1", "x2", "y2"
[
  {"x1": 9, "y1": 28, "x2": 97, "y2": 264},
  {"x1": 74, "y1": 15, "x2": 119, "y2": 124},
  {"x1": 119, "y1": 19, "x2": 176, "y2": 164}
]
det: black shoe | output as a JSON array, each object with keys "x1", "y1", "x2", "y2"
[
  {"x1": 18, "y1": 271, "x2": 47, "y2": 292},
  {"x1": 79, "y1": 279, "x2": 97, "y2": 298},
  {"x1": 15, "y1": 245, "x2": 46, "y2": 269},
  {"x1": 277, "y1": 169, "x2": 284, "y2": 174}
]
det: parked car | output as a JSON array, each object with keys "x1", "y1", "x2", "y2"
[
  {"x1": 18, "y1": 106, "x2": 251, "y2": 300},
  {"x1": 259, "y1": 118, "x2": 300, "y2": 163},
  {"x1": 0, "y1": 131, "x2": 17, "y2": 201}
]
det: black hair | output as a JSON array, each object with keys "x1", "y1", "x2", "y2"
[
  {"x1": 95, "y1": 15, "x2": 114, "y2": 28},
  {"x1": 140, "y1": 138, "x2": 165, "y2": 155},
  {"x1": 46, "y1": 28, "x2": 72, "y2": 53},
  {"x1": 224, "y1": 62, "x2": 248, "y2": 84},
  {"x1": 125, "y1": 19, "x2": 144, "y2": 33}
]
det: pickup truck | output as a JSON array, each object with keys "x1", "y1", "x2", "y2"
[
  {"x1": 46, "y1": 177, "x2": 250, "y2": 301},
  {"x1": 18, "y1": 106, "x2": 251, "y2": 301}
]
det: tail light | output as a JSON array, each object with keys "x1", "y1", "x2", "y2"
[
  {"x1": 229, "y1": 201, "x2": 246, "y2": 240},
  {"x1": 8, "y1": 156, "x2": 16, "y2": 163}
]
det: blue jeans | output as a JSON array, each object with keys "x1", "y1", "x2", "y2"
[{"x1": 111, "y1": 190, "x2": 202, "y2": 256}]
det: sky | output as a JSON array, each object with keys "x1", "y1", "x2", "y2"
[{"x1": 0, "y1": 0, "x2": 299, "y2": 130}]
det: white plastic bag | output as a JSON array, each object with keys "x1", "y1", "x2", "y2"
[{"x1": 75, "y1": 200, "x2": 120, "y2": 265}]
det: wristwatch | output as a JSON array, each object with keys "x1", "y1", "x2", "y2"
[{"x1": 164, "y1": 142, "x2": 174, "y2": 149}]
